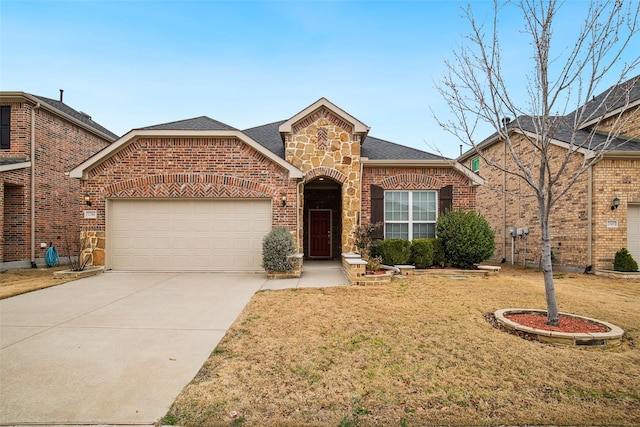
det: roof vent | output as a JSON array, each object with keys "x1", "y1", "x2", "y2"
[
  {"x1": 59, "y1": 89, "x2": 64, "y2": 102},
  {"x1": 79, "y1": 111, "x2": 92, "y2": 120}
]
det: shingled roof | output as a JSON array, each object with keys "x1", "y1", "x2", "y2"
[
  {"x1": 139, "y1": 116, "x2": 237, "y2": 131},
  {"x1": 463, "y1": 75, "x2": 640, "y2": 159},
  {"x1": 31, "y1": 95, "x2": 119, "y2": 140}
]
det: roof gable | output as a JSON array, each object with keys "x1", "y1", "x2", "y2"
[
  {"x1": 278, "y1": 98, "x2": 370, "y2": 136},
  {"x1": 31, "y1": 95, "x2": 119, "y2": 140}
]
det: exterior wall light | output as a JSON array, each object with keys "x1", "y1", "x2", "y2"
[
  {"x1": 84, "y1": 193, "x2": 92, "y2": 207},
  {"x1": 281, "y1": 194, "x2": 287, "y2": 207},
  {"x1": 611, "y1": 197, "x2": 620, "y2": 210}
]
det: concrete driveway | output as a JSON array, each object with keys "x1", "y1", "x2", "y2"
[{"x1": 0, "y1": 263, "x2": 347, "y2": 425}]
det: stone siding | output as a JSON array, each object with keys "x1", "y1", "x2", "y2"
[{"x1": 283, "y1": 107, "x2": 362, "y2": 253}]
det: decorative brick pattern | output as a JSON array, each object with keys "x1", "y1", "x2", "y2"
[
  {"x1": 361, "y1": 166, "x2": 477, "y2": 228},
  {"x1": 81, "y1": 136, "x2": 298, "y2": 265}
]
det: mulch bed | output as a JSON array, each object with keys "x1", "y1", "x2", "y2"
[{"x1": 504, "y1": 312, "x2": 608, "y2": 333}]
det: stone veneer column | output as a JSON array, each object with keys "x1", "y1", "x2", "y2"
[{"x1": 284, "y1": 112, "x2": 362, "y2": 254}]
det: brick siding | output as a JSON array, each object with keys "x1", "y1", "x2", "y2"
[
  {"x1": 361, "y1": 166, "x2": 477, "y2": 226},
  {"x1": 0, "y1": 98, "x2": 111, "y2": 264},
  {"x1": 80, "y1": 137, "x2": 298, "y2": 263}
]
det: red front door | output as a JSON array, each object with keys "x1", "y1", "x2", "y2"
[{"x1": 309, "y1": 210, "x2": 331, "y2": 257}]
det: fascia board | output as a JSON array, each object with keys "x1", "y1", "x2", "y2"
[
  {"x1": 460, "y1": 128, "x2": 593, "y2": 163},
  {"x1": 0, "y1": 161, "x2": 31, "y2": 172},
  {"x1": 602, "y1": 150, "x2": 640, "y2": 159},
  {"x1": 278, "y1": 98, "x2": 370, "y2": 134},
  {"x1": 0, "y1": 92, "x2": 117, "y2": 142},
  {"x1": 362, "y1": 158, "x2": 484, "y2": 186},
  {"x1": 69, "y1": 129, "x2": 303, "y2": 179},
  {"x1": 579, "y1": 99, "x2": 640, "y2": 130}
]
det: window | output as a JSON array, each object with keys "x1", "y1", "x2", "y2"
[
  {"x1": 384, "y1": 191, "x2": 437, "y2": 240},
  {"x1": 0, "y1": 106, "x2": 10, "y2": 149},
  {"x1": 471, "y1": 156, "x2": 480, "y2": 173}
]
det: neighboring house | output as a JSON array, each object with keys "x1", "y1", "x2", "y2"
[
  {"x1": 0, "y1": 92, "x2": 118, "y2": 269},
  {"x1": 459, "y1": 76, "x2": 640, "y2": 272},
  {"x1": 70, "y1": 98, "x2": 482, "y2": 271}
]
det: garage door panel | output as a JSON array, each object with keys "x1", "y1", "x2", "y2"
[{"x1": 109, "y1": 199, "x2": 271, "y2": 271}]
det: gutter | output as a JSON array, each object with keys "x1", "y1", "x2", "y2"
[{"x1": 31, "y1": 102, "x2": 41, "y2": 267}]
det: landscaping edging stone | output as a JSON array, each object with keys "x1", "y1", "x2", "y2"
[
  {"x1": 53, "y1": 266, "x2": 104, "y2": 279},
  {"x1": 595, "y1": 269, "x2": 640, "y2": 279},
  {"x1": 494, "y1": 308, "x2": 624, "y2": 347}
]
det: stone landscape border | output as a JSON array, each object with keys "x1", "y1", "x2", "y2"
[{"x1": 495, "y1": 308, "x2": 624, "y2": 347}]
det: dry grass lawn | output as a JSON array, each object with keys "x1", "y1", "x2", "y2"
[
  {"x1": 165, "y1": 266, "x2": 640, "y2": 427},
  {"x1": 0, "y1": 266, "x2": 77, "y2": 299}
]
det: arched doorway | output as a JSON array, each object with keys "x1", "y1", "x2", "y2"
[{"x1": 304, "y1": 177, "x2": 342, "y2": 259}]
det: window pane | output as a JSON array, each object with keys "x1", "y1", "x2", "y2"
[
  {"x1": 385, "y1": 192, "x2": 408, "y2": 221},
  {"x1": 386, "y1": 223, "x2": 408, "y2": 240},
  {"x1": 412, "y1": 192, "x2": 428, "y2": 220},
  {"x1": 413, "y1": 192, "x2": 436, "y2": 221},
  {"x1": 413, "y1": 223, "x2": 436, "y2": 239}
]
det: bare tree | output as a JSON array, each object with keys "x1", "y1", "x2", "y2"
[{"x1": 436, "y1": 0, "x2": 639, "y2": 325}]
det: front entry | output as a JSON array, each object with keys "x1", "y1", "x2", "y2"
[{"x1": 309, "y1": 209, "x2": 332, "y2": 258}]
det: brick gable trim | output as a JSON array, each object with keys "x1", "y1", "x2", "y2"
[
  {"x1": 101, "y1": 173, "x2": 275, "y2": 198},
  {"x1": 70, "y1": 130, "x2": 304, "y2": 180},
  {"x1": 279, "y1": 97, "x2": 370, "y2": 136},
  {"x1": 380, "y1": 173, "x2": 444, "y2": 189},
  {"x1": 304, "y1": 167, "x2": 347, "y2": 184}
]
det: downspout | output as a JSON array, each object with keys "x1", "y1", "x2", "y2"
[
  {"x1": 296, "y1": 180, "x2": 304, "y2": 254},
  {"x1": 30, "y1": 102, "x2": 41, "y2": 267},
  {"x1": 587, "y1": 165, "x2": 593, "y2": 271},
  {"x1": 503, "y1": 137, "x2": 507, "y2": 262}
]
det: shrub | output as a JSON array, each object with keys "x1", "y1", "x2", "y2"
[
  {"x1": 410, "y1": 238, "x2": 447, "y2": 269},
  {"x1": 613, "y1": 248, "x2": 638, "y2": 272},
  {"x1": 377, "y1": 239, "x2": 411, "y2": 265},
  {"x1": 410, "y1": 238, "x2": 435, "y2": 269},
  {"x1": 262, "y1": 227, "x2": 295, "y2": 272},
  {"x1": 436, "y1": 209, "x2": 495, "y2": 268}
]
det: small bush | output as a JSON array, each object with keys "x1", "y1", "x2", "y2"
[
  {"x1": 613, "y1": 248, "x2": 638, "y2": 272},
  {"x1": 436, "y1": 209, "x2": 495, "y2": 268},
  {"x1": 411, "y1": 238, "x2": 447, "y2": 269},
  {"x1": 410, "y1": 238, "x2": 436, "y2": 269},
  {"x1": 377, "y1": 239, "x2": 411, "y2": 265},
  {"x1": 262, "y1": 227, "x2": 295, "y2": 272}
]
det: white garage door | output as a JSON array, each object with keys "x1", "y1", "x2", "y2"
[
  {"x1": 108, "y1": 199, "x2": 271, "y2": 271},
  {"x1": 628, "y1": 204, "x2": 640, "y2": 265}
]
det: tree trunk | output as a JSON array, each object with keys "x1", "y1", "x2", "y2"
[{"x1": 539, "y1": 211, "x2": 559, "y2": 326}]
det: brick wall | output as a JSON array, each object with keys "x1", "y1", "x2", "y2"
[
  {"x1": 474, "y1": 133, "x2": 618, "y2": 270},
  {"x1": 81, "y1": 136, "x2": 299, "y2": 264},
  {"x1": 0, "y1": 97, "x2": 112, "y2": 265},
  {"x1": 596, "y1": 106, "x2": 640, "y2": 137},
  {"x1": 361, "y1": 166, "x2": 477, "y2": 227},
  {"x1": 592, "y1": 158, "x2": 640, "y2": 269}
]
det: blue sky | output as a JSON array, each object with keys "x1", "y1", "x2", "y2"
[{"x1": 1, "y1": 0, "x2": 637, "y2": 159}]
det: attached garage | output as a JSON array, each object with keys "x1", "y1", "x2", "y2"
[{"x1": 107, "y1": 199, "x2": 271, "y2": 271}]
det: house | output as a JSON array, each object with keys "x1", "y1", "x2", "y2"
[
  {"x1": 0, "y1": 92, "x2": 118, "y2": 270},
  {"x1": 69, "y1": 98, "x2": 482, "y2": 271},
  {"x1": 458, "y1": 76, "x2": 640, "y2": 272}
]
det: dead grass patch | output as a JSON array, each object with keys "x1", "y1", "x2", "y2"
[
  {"x1": 0, "y1": 266, "x2": 77, "y2": 299},
  {"x1": 165, "y1": 266, "x2": 640, "y2": 426}
]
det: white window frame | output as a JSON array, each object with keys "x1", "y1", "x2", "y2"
[{"x1": 384, "y1": 190, "x2": 438, "y2": 240}]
